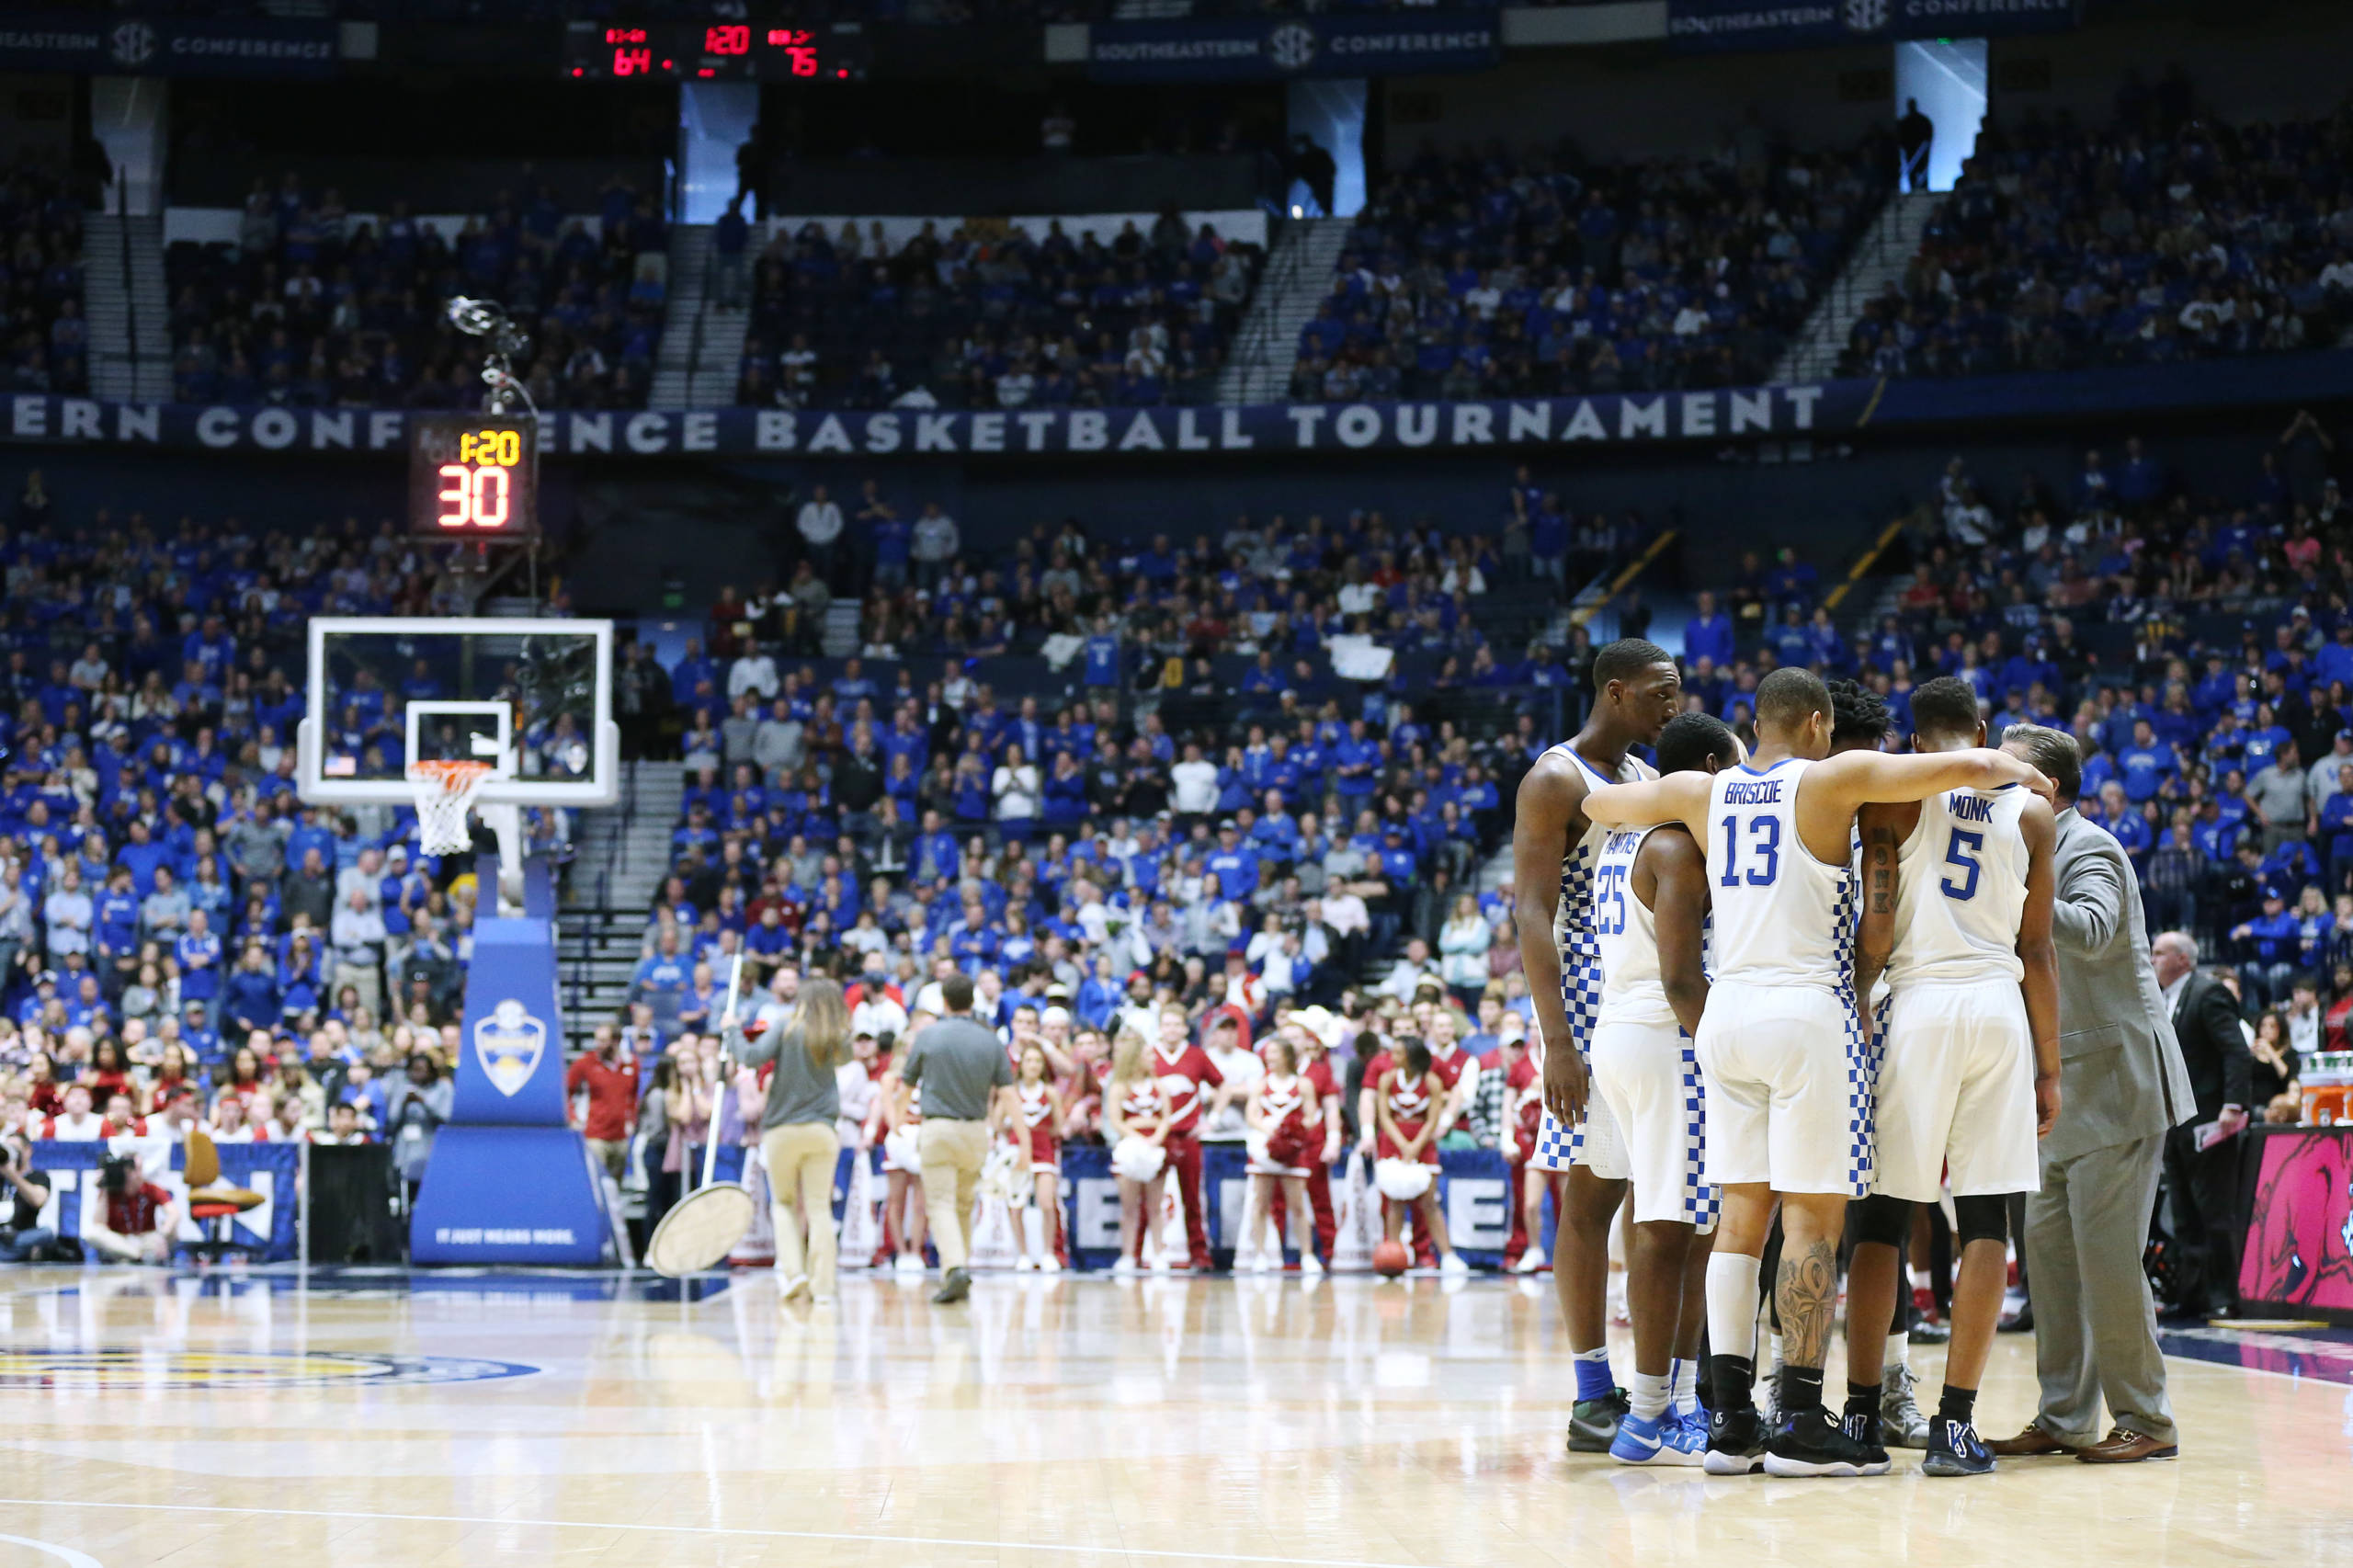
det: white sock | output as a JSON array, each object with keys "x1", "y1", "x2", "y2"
[
  {"x1": 1768, "y1": 1331, "x2": 1785, "y2": 1373},
  {"x1": 1630, "y1": 1370, "x2": 1670, "y2": 1421},
  {"x1": 1670, "y1": 1357, "x2": 1699, "y2": 1413},
  {"x1": 1706, "y1": 1253, "x2": 1761, "y2": 1363},
  {"x1": 1884, "y1": 1343, "x2": 1910, "y2": 1378}
]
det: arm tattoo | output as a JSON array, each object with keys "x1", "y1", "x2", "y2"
[
  {"x1": 1865, "y1": 824, "x2": 1898, "y2": 915},
  {"x1": 1777, "y1": 1236, "x2": 1839, "y2": 1369}
]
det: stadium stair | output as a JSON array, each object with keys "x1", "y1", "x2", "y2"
[
  {"x1": 650, "y1": 224, "x2": 746, "y2": 410},
  {"x1": 1215, "y1": 215, "x2": 1354, "y2": 405},
  {"x1": 86, "y1": 212, "x2": 170, "y2": 403},
  {"x1": 559, "y1": 760, "x2": 686, "y2": 1048},
  {"x1": 1769, "y1": 189, "x2": 1942, "y2": 386}
]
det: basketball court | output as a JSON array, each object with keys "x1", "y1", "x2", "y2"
[{"x1": 0, "y1": 1268, "x2": 2347, "y2": 1567}]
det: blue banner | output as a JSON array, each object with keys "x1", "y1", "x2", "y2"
[
  {"x1": 1667, "y1": 0, "x2": 2080, "y2": 54},
  {"x1": 1088, "y1": 12, "x2": 1500, "y2": 83},
  {"x1": 0, "y1": 14, "x2": 340, "y2": 77},
  {"x1": 2, "y1": 352, "x2": 2342, "y2": 463},
  {"x1": 33, "y1": 1140, "x2": 302, "y2": 1262}
]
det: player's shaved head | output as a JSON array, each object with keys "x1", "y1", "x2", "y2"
[
  {"x1": 1908, "y1": 676, "x2": 1984, "y2": 742},
  {"x1": 1755, "y1": 667, "x2": 1831, "y2": 735},
  {"x1": 1655, "y1": 712, "x2": 1740, "y2": 776}
]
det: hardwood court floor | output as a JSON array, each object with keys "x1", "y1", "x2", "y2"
[{"x1": 1, "y1": 1265, "x2": 2348, "y2": 1568}]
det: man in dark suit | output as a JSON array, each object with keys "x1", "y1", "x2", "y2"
[{"x1": 2149, "y1": 933, "x2": 2254, "y2": 1319}]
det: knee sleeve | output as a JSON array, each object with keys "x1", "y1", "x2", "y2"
[
  {"x1": 1953, "y1": 1194, "x2": 2010, "y2": 1250},
  {"x1": 1848, "y1": 1192, "x2": 1910, "y2": 1250}
]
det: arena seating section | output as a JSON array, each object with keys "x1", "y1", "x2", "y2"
[
  {"x1": 164, "y1": 175, "x2": 668, "y2": 408},
  {"x1": 1295, "y1": 137, "x2": 1894, "y2": 402},
  {"x1": 3, "y1": 160, "x2": 88, "y2": 397},
  {"x1": 1846, "y1": 111, "x2": 2353, "y2": 379},
  {"x1": 734, "y1": 218, "x2": 1263, "y2": 410}
]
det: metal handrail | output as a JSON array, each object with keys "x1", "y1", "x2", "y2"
[
  {"x1": 1780, "y1": 187, "x2": 1942, "y2": 385},
  {"x1": 116, "y1": 178, "x2": 140, "y2": 396},
  {"x1": 680, "y1": 229, "x2": 716, "y2": 408}
]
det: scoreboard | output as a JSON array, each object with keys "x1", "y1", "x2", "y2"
[{"x1": 562, "y1": 21, "x2": 870, "y2": 81}]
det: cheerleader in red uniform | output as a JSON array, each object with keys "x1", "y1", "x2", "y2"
[
  {"x1": 1374, "y1": 1038, "x2": 1465, "y2": 1276},
  {"x1": 866, "y1": 1061, "x2": 929, "y2": 1274},
  {"x1": 1499, "y1": 1032, "x2": 1554, "y2": 1273},
  {"x1": 1102, "y1": 1028, "x2": 1171, "y2": 1275},
  {"x1": 1010, "y1": 1042, "x2": 1067, "y2": 1272},
  {"x1": 1242, "y1": 1036, "x2": 1324, "y2": 1276}
]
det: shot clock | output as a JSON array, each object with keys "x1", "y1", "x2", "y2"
[{"x1": 409, "y1": 414, "x2": 539, "y2": 541}]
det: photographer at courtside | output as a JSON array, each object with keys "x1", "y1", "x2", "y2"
[
  {"x1": 0, "y1": 1129, "x2": 55, "y2": 1262},
  {"x1": 86, "y1": 1153, "x2": 181, "y2": 1266}
]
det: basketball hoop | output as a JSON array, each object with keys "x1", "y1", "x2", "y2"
[{"x1": 406, "y1": 759, "x2": 495, "y2": 856}]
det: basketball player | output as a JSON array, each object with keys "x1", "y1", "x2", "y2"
[
  {"x1": 1511, "y1": 638, "x2": 1681, "y2": 1450},
  {"x1": 1589, "y1": 712, "x2": 1743, "y2": 1466},
  {"x1": 1850, "y1": 676, "x2": 2061, "y2": 1475},
  {"x1": 1584, "y1": 667, "x2": 2050, "y2": 1477}
]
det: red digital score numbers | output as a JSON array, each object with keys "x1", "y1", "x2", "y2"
[
  {"x1": 767, "y1": 28, "x2": 820, "y2": 75},
  {"x1": 603, "y1": 26, "x2": 662, "y2": 75},
  {"x1": 434, "y1": 427, "x2": 521, "y2": 531}
]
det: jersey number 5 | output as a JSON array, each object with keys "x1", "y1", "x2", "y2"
[
  {"x1": 1940, "y1": 828, "x2": 1984, "y2": 901},
  {"x1": 1718, "y1": 813, "x2": 1780, "y2": 888}
]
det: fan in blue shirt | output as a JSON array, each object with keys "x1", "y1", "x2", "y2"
[{"x1": 2115, "y1": 722, "x2": 2177, "y2": 802}]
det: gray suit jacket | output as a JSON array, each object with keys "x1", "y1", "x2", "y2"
[{"x1": 2042, "y1": 806, "x2": 2195, "y2": 1163}]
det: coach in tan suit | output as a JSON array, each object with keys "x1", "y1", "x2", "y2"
[{"x1": 1994, "y1": 726, "x2": 2194, "y2": 1463}]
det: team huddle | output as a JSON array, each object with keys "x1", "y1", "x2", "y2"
[{"x1": 1516, "y1": 641, "x2": 2060, "y2": 1479}]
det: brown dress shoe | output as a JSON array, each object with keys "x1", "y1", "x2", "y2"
[
  {"x1": 2076, "y1": 1427, "x2": 2179, "y2": 1464},
  {"x1": 1984, "y1": 1424, "x2": 2080, "y2": 1457}
]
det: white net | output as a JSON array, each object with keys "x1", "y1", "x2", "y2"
[{"x1": 407, "y1": 760, "x2": 494, "y2": 856}]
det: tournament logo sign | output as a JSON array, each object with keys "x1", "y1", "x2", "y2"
[
  {"x1": 109, "y1": 21, "x2": 155, "y2": 67},
  {"x1": 0, "y1": 1349, "x2": 537, "y2": 1390},
  {"x1": 474, "y1": 997, "x2": 547, "y2": 1097}
]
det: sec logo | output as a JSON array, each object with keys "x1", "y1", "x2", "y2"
[
  {"x1": 0, "y1": 1348, "x2": 537, "y2": 1390},
  {"x1": 1267, "y1": 23, "x2": 1317, "y2": 73},
  {"x1": 109, "y1": 21, "x2": 157, "y2": 68},
  {"x1": 1843, "y1": 0, "x2": 1889, "y2": 30}
]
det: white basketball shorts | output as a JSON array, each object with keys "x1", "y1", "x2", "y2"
[
  {"x1": 1589, "y1": 1014, "x2": 1716, "y2": 1231},
  {"x1": 1870, "y1": 981, "x2": 2040, "y2": 1202},
  {"x1": 1693, "y1": 982, "x2": 1875, "y2": 1198}
]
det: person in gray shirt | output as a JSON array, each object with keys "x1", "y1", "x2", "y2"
[
  {"x1": 732, "y1": 975, "x2": 851, "y2": 1304},
  {"x1": 903, "y1": 971, "x2": 1012, "y2": 1302},
  {"x1": 2245, "y1": 738, "x2": 2309, "y2": 851}
]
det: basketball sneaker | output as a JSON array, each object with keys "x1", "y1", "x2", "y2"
[
  {"x1": 1438, "y1": 1253, "x2": 1470, "y2": 1278},
  {"x1": 1702, "y1": 1404, "x2": 1766, "y2": 1475},
  {"x1": 1763, "y1": 1407, "x2": 1881, "y2": 1478},
  {"x1": 1301, "y1": 1253, "x2": 1325, "y2": 1278},
  {"x1": 1922, "y1": 1416, "x2": 1995, "y2": 1477},
  {"x1": 1881, "y1": 1365, "x2": 1930, "y2": 1449},
  {"x1": 1836, "y1": 1409, "x2": 1894, "y2": 1476},
  {"x1": 1566, "y1": 1388, "x2": 1631, "y2": 1453},
  {"x1": 1609, "y1": 1410, "x2": 1706, "y2": 1468}
]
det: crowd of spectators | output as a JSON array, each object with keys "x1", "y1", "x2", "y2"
[
  {"x1": 1291, "y1": 130, "x2": 1894, "y2": 403},
  {"x1": 1679, "y1": 413, "x2": 2350, "y2": 1073},
  {"x1": 733, "y1": 210, "x2": 1262, "y2": 412},
  {"x1": 1848, "y1": 101, "x2": 2353, "y2": 380},
  {"x1": 579, "y1": 492, "x2": 1600, "y2": 1256},
  {"x1": 0, "y1": 472, "x2": 577, "y2": 1260},
  {"x1": 166, "y1": 172, "x2": 668, "y2": 409},
  {"x1": 2, "y1": 158, "x2": 88, "y2": 397}
]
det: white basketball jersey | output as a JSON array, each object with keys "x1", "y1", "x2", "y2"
[
  {"x1": 1595, "y1": 825, "x2": 1677, "y2": 1028},
  {"x1": 1885, "y1": 784, "x2": 2029, "y2": 988},
  {"x1": 1705, "y1": 757, "x2": 1855, "y2": 993},
  {"x1": 1542, "y1": 741, "x2": 1655, "y2": 1053}
]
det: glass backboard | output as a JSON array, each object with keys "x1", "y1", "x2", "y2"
[{"x1": 296, "y1": 617, "x2": 619, "y2": 806}]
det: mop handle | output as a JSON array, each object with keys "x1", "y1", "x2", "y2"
[{"x1": 699, "y1": 953, "x2": 746, "y2": 1191}]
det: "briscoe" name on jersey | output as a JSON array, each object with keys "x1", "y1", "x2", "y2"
[{"x1": 1721, "y1": 778, "x2": 1783, "y2": 804}]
